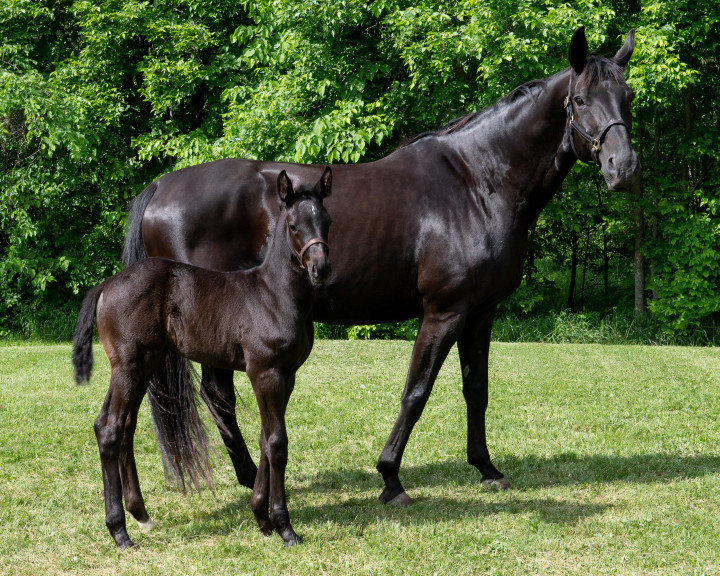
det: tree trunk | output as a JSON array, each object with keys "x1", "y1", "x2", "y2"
[
  {"x1": 634, "y1": 121, "x2": 646, "y2": 317},
  {"x1": 568, "y1": 229, "x2": 578, "y2": 312}
]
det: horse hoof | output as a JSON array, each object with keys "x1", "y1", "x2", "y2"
[
  {"x1": 116, "y1": 536, "x2": 136, "y2": 550},
  {"x1": 482, "y1": 477, "x2": 510, "y2": 491},
  {"x1": 283, "y1": 534, "x2": 302, "y2": 547},
  {"x1": 387, "y1": 491, "x2": 413, "y2": 507},
  {"x1": 137, "y1": 518, "x2": 156, "y2": 531}
]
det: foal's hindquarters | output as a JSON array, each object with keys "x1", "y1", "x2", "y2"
[{"x1": 74, "y1": 168, "x2": 332, "y2": 549}]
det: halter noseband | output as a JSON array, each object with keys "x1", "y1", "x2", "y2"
[
  {"x1": 286, "y1": 224, "x2": 328, "y2": 270},
  {"x1": 565, "y1": 76, "x2": 629, "y2": 167}
]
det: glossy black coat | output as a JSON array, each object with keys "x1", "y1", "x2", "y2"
[{"x1": 123, "y1": 27, "x2": 640, "y2": 505}]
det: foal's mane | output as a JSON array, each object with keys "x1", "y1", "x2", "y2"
[{"x1": 396, "y1": 53, "x2": 624, "y2": 150}]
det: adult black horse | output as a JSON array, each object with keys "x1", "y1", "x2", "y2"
[{"x1": 122, "y1": 27, "x2": 639, "y2": 506}]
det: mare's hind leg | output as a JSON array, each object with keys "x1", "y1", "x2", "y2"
[
  {"x1": 95, "y1": 367, "x2": 146, "y2": 549},
  {"x1": 457, "y1": 307, "x2": 507, "y2": 489},
  {"x1": 200, "y1": 366, "x2": 258, "y2": 489},
  {"x1": 376, "y1": 311, "x2": 464, "y2": 505},
  {"x1": 119, "y1": 399, "x2": 155, "y2": 531}
]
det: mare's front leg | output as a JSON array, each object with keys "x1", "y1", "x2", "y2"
[
  {"x1": 200, "y1": 366, "x2": 258, "y2": 490},
  {"x1": 376, "y1": 311, "x2": 465, "y2": 505},
  {"x1": 249, "y1": 368, "x2": 300, "y2": 546},
  {"x1": 457, "y1": 308, "x2": 508, "y2": 489},
  {"x1": 95, "y1": 368, "x2": 146, "y2": 549}
]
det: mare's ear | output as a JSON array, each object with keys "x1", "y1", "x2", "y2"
[
  {"x1": 613, "y1": 29, "x2": 635, "y2": 68},
  {"x1": 314, "y1": 166, "x2": 332, "y2": 199},
  {"x1": 568, "y1": 26, "x2": 588, "y2": 76},
  {"x1": 278, "y1": 170, "x2": 294, "y2": 203}
]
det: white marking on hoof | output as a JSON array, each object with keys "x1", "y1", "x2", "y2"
[
  {"x1": 482, "y1": 478, "x2": 510, "y2": 491},
  {"x1": 387, "y1": 492, "x2": 413, "y2": 507},
  {"x1": 137, "y1": 518, "x2": 156, "y2": 531}
]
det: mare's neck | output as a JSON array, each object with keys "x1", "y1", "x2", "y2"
[{"x1": 450, "y1": 68, "x2": 577, "y2": 228}]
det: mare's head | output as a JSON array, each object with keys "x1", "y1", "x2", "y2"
[
  {"x1": 277, "y1": 167, "x2": 333, "y2": 285},
  {"x1": 566, "y1": 26, "x2": 641, "y2": 190}
]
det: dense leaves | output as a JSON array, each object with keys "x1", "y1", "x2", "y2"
[{"x1": 1, "y1": 0, "x2": 717, "y2": 337}]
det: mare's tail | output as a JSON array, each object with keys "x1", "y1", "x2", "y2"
[
  {"x1": 121, "y1": 180, "x2": 157, "y2": 267},
  {"x1": 121, "y1": 179, "x2": 212, "y2": 492},
  {"x1": 148, "y1": 353, "x2": 214, "y2": 494},
  {"x1": 72, "y1": 284, "x2": 103, "y2": 384}
]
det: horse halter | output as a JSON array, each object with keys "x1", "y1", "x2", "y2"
[
  {"x1": 565, "y1": 76, "x2": 630, "y2": 167},
  {"x1": 286, "y1": 223, "x2": 328, "y2": 270}
]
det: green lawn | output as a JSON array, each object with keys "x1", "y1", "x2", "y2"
[{"x1": 1, "y1": 341, "x2": 719, "y2": 575}]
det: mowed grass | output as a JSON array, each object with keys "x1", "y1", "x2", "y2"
[{"x1": 1, "y1": 341, "x2": 719, "y2": 575}]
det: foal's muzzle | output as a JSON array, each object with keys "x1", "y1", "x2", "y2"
[{"x1": 302, "y1": 241, "x2": 331, "y2": 285}]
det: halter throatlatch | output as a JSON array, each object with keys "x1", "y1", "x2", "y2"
[{"x1": 565, "y1": 76, "x2": 630, "y2": 167}]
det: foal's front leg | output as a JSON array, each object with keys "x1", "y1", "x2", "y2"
[{"x1": 249, "y1": 368, "x2": 299, "y2": 546}]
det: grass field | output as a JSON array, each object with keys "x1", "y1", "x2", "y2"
[{"x1": 1, "y1": 341, "x2": 719, "y2": 575}]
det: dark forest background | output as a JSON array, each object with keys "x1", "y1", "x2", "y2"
[{"x1": 1, "y1": 0, "x2": 718, "y2": 342}]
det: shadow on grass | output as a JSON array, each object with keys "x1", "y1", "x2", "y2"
[
  {"x1": 161, "y1": 452, "x2": 720, "y2": 539},
  {"x1": 296, "y1": 452, "x2": 720, "y2": 494}
]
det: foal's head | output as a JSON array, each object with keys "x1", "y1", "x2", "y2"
[{"x1": 277, "y1": 167, "x2": 333, "y2": 285}]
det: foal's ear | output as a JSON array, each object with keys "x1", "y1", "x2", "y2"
[
  {"x1": 314, "y1": 166, "x2": 332, "y2": 199},
  {"x1": 278, "y1": 170, "x2": 294, "y2": 203},
  {"x1": 613, "y1": 29, "x2": 635, "y2": 68},
  {"x1": 568, "y1": 26, "x2": 588, "y2": 76}
]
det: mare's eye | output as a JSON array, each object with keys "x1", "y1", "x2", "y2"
[
  {"x1": 574, "y1": 96, "x2": 585, "y2": 106},
  {"x1": 289, "y1": 224, "x2": 297, "y2": 232}
]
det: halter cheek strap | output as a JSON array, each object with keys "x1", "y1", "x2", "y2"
[{"x1": 565, "y1": 77, "x2": 630, "y2": 167}]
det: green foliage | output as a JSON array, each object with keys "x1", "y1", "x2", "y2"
[{"x1": 1, "y1": 0, "x2": 718, "y2": 338}]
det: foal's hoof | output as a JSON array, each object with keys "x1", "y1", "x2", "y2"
[
  {"x1": 282, "y1": 531, "x2": 302, "y2": 547},
  {"x1": 482, "y1": 477, "x2": 510, "y2": 491},
  {"x1": 387, "y1": 491, "x2": 413, "y2": 508},
  {"x1": 115, "y1": 536, "x2": 136, "y2": 551},
  {"x1": 137, "y1": 518, "x2": 156, "y2": 531}
]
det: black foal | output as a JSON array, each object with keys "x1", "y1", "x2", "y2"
[{"x1": 73, "y1": 167, "x2": 332, "y2": 548}]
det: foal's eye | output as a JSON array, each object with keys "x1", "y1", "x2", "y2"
[
  {"x1": 574, "y1": 96, "x2": 585, "y2": 106},
  {"x1": 289, "y1": 224, "x2": 297, "y2": 232}
]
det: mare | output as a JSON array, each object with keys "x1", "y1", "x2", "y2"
[
  {"x1": 122, "y1": 27, "x2": 640, "y2": 507},
  {"x1": 73, "y1": 168, "x2": 333, "y2": 548}
]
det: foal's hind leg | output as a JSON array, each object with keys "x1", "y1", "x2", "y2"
[
  {"x1": 119, "y1": 399, "x2": 155, "y2": 531},
  {"x1": 95, "y1": 368, "x2": 146, "y2": 549},
  {"x1": 200, "y1": 366, "x2": 258, "y2": 489}
]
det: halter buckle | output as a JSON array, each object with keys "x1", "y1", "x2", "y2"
[{"x1": 592, "y1": 139, "x2": 601, "y2": 152}]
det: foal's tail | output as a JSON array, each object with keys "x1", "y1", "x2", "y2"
[
  {"x1": 72, "y1": 284, "x2": 103, "y2": 384},
  {"x1": 148, "y1": 355, "x2": 214, "y2": 494},
  {"x1": 121, "y1": 180, "x2": 212, "y2": 491},
  {"x1": 121, "y1": 180, "x2": 157, "y2": 268}
]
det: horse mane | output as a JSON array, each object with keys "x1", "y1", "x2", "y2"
[
  {"x1": 576, "y1": 54, "x2": 625, "y2": 91},
  {"x1": 396, "y1": 51, "x2": 624, "y2": 151},
  {"x1": 396, "y1": 79, "x2": 548, "y2": 150}
]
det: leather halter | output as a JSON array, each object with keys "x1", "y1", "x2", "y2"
[
  {"x1": 565, "y1": 76, "x2": 629, "y2": 167},
  {"x1": 287, "y1": 224, "x2": 328, "y2": 269}
]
